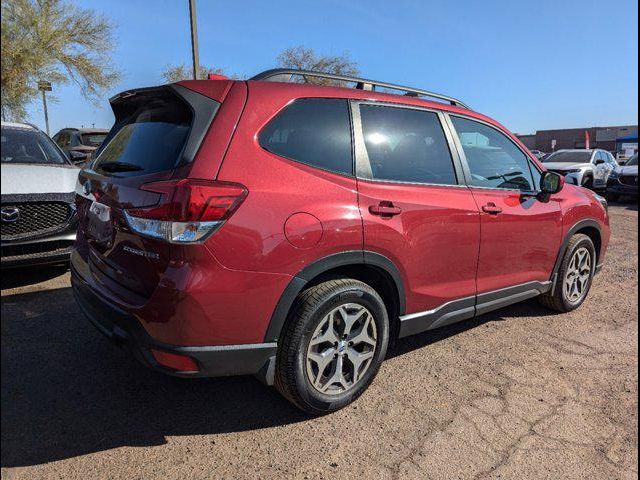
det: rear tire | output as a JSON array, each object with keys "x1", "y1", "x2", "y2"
[
  {"x1": 275, "y1": 279, "x2": 389, "y2": 415},
  {"x1": 539, "y1": 234, "x2": 596, "y2": 313}
]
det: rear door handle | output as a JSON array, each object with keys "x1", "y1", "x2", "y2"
[
  {"x1": 369, "y1": 202, "x2": 402, "y2": 217},
  {"x1": 482, "y1": 203, "x2": 503, "y2": 215}
]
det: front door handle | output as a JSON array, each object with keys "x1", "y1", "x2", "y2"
[
  {"x1": 482, "y1": 202, "x2": 503, "y2": 215},
  {"x1": 369, "y1": 201, "x2": 402, "y2": 217}
]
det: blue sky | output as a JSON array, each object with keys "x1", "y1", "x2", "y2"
[{"x1": 26, "y1": 0, "x2": 638, "y2": 135}]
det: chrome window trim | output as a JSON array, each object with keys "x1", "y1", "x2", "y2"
[{"x1": 349, "y1": 100, "x2": 466, "y2": 187}]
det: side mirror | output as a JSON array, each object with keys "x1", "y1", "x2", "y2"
[
  {"x1": 68, "y1": 150, "x2": 89, "y2": 165},
  {"x1": 595, "y1": 159, "x2": 605, "y2": 165},
  {"x1": 538, "y1": 171, "x2": 564, "y2": 202}
]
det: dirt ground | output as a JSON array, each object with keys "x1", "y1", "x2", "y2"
[{"x1": 1, "y1": 202, "x2": 637, "y2": 480}]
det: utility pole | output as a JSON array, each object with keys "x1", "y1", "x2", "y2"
[
  {"x1": 188, "y1": 0, "x2": 200, "y2": 80},
  {"x1": 37, "y1": 80, "x2": 52, "y2": 135}
]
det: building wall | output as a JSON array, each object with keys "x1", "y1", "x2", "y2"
[{"x1": 518, "y1": 125, "x2": 638, "y2": 153}]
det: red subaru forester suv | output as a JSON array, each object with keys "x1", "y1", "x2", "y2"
[{"x1": 72, "y1": 69, "x2": 610, "y2": 414}]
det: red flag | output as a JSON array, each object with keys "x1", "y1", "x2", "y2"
[{"x1": 585, "y1": 131, "x2": 590, "y2": 149}]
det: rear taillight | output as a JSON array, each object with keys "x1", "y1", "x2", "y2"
[{"x1": 124, "y1": 179, "x2": 247, "y2": 243}]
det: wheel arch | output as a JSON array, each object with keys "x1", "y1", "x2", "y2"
[
  {"x1": 264, "y1": 251, "x2": 406, "y2": 342},
  {"x1": 551, "y1": 219, "x2": 602, "y2": 281}
]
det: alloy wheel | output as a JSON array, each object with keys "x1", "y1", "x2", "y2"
[
  {"x1": 305, "y1": 303, "x2": 378, "y2": 395},
  {"x1": 563, "y1": 247, "x2": 592, "y2": 304}
]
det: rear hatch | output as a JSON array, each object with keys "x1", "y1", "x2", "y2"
[{"x1": 75, "y1": 82, "x2": 236, "y2": 302}]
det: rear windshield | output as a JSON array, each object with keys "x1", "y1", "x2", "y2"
[
  {"x1": 94, "y1": 90, "x2": 192, "y2": 175},
  {"x1": 81, "y1": 133, "x2": 107, "y2": 147},
  {"x1": 543, "y1": 151, "x2": 592, "y2": 163},
  {"x1": 1, "y1": 126, "x2": 68, "y2": 165}
]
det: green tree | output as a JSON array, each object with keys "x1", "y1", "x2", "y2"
[
  {"x1": 276, "y1": 46, "x2": 359, "y2": 85},
  {"x1": 1, "y1": 0, "x2": 119, "y2": 121},
  {"x1": 160, "y1": 64, "x2": 226, "y2": 83}
]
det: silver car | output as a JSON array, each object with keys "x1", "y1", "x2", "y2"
[
  {"x1": 542, "y1": 149, "x2": 617, "y2": 190},
  {"x1": 1, "y1": 122, "x2": 79, "y2": 268}
]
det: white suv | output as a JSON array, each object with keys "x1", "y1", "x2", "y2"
[
  {"x1": 1, "y1": 122, "x2": 79, "y2": 267},
  {"x1": 542, "y1": 149, "x2": 617, "y2": 190}
]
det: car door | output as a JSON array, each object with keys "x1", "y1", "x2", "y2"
[
  {"x1": 447, "y1": 114, "x2": 563, "y2": 296},
  {"x1": 592, "y1": 151, "x2": 612, "y2": 188},
  {"x1": 352, "y1": 101, "x2": 481, "y2": 326}
]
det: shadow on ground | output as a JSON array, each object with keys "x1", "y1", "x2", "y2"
[
  {"x1": 1, "y1": 264, "x2": 68, "y2": 290},
  {"x1": 1, "y1": 279, "x2": 554, "y2": 467}
]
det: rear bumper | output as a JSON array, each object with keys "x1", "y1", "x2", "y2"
[{"x1": 71, "y1": 262, "x2": 278, "y2": 383}]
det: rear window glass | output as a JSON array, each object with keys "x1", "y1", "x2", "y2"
[
  {"x1": 81, "y1": 133, "x2": 107, "y2": 147},
  {"x1": 259, "y1": 98, "x2": 353, "y2": 175},
  {"x1": 1, "y1": 127, "x2": 68, "y2": 165},
  {"x1": 359, "y1": 105, "x2": 457, "y2": 185},
  {"x1": 94, "y1": 90, "x2": 192, "y2": 175}
]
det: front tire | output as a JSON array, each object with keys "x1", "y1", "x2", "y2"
[
  {"x1": 275, "y1": 279, "x2": 389, "y2": 415},
  {"x1": 539, "y1": 234, "x2": 596, "y2": 313},
  {"x1": 582, "y1": 176, "x2": 594, "y2": 189}
]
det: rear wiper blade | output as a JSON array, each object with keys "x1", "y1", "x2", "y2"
[{"x1": 100, "y1": 162, "x2": 144, "y2": 172}]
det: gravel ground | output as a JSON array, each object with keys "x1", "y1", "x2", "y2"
[{"x1": 1, "y1": 203, "x2": 637, "y2": 480}]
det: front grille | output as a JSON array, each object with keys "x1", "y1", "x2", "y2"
[
  {"x1": 619, "y1": 175, "x2": 638, "y2": 187},
  {"x1": 1, "y1": 202, "x2": 73, "y2": 238},
  {"x1": 1, "y1": 239, "x2": 74, "y2": 259}
]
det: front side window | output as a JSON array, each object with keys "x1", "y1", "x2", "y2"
[
  {"x1": 259, "y1": 98, "x2": 353, "y2": 175},
  {"x1": 451, "y1": 116, "x2": 538, "y2": 191},
  {"x1": 358, "y1": 105, "x2": 457, "y2": 185}
]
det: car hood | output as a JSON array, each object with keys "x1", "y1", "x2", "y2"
[
  {"x1": 0, "y1": 163, "x2": 80, "y2": 195},
  {"x1": 617, "y1": 165, "x2": 638, "y2": 175},
  {"x1": 543, "y1": 162, "x2": 590, "y2": 171}
]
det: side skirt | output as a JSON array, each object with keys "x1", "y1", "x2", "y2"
[{"x1": 398, "y1": 281, "x2": 552, "y2": 338}]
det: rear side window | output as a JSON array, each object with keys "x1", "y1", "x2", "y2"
[
  {"x1": 259, "y1": 98, "x2": 353, "y2": 175},
  {"x1": 94, "y1": 90, "x2": 192, "y2": 175},
  {"x1": 359, "y1": 105, "x2": 457, "y2": 185}
]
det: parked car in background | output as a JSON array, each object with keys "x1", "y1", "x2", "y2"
[
  {"x1": 52, "y1": 127, "x2": 108, "y2": 165},
  {"x1": 529, "y1": 149, "x2": 546, "y2": 159},
  {"x1": 71, "y1": 70, "x2": 610, "y2": 414},
  {"x1": 1, "y1": 122, "x2": 79, "y2": 268},
  {"x1": 542, "y1": 149, "x2": 617, "y2": 190},
  {"x1": 606, "y1": 154, "x2": 638, "y2": 201}
]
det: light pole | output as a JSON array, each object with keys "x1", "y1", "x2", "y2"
[
  {"x1": 188, "y1": 0, "x2": 200, "y2": 80},
  {"x1": 37, "y1": 80, "x2": 52, "y2": 136}
]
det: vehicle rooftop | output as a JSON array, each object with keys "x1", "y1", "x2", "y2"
[
  {"x1": 249, "y1": 69, "x2": 471, "y2": 109},
  {"x1": 1, "y1": 121, "x2": 36, "y2": 130}
]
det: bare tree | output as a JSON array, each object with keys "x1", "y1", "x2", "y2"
[
  {"x1": 161, "y1": 64, "x2": 227, "y2": 83},
  {"x1": 1, "y1": 0, "x2": 120, "y2": 121},
  {"x1": 276, "y1": 46, "x2": 359, "y2": 85}
]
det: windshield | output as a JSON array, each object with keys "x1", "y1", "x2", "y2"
[
  {"x1": 81, "y1": 133, "x2": 107, "y2": 147},
  {"x1": 543, "y1": 151, "x2": 592, "y2": 164},
  {"x1": 1, "y1": 126, "x2": 68, "y2": 165},
  {"x1": 626, "y1": 154, "x2": 638, "y2": 166}
]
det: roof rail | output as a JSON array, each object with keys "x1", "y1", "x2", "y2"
[{"x1": 249, "y1": 68, "x2": 470, "y2": 109}]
